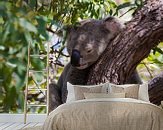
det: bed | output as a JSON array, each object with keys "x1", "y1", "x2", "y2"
[
  {"x1": 41, "y1": 82, "x2": 163, "y2": 130},
  {"x1": 23, "y1": 82, "x2": 163, "y2": 130},
  {"x1": 42, "y1": 98, "x2": 163, "y2": 130}
]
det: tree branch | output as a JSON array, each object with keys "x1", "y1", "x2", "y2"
[{"x1": 87, "y1": 0, "x2": 163, "y2": 85}]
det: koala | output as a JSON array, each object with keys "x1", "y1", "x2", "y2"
[{"x1": 49, "y1": 16, "x2": 142, "y2": 112}]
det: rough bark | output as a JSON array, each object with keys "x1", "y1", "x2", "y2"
[
  {"x1": 148, "y1": 73, "x2": 163, "y2": 105},
  {"x1": 87, "y1": 0, "x2": 163, "y2": 85}
]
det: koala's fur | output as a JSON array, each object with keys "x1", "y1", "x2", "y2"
[{"x1": 49, "y1": 17, "x2": 142, "y2": 112}]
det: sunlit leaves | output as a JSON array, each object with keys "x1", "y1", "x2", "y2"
[
  {"x1": 49, "y1": 0, "x2": 118, "y2": 25},
  {"x1": 115, "y1": 2, "x2": 135, "y2": 16},
  {"x1": 19, "y1": 18, "x2": 38, "y2": 33},
  {"x1": 36, "y1": 16, "x2": 49, "y2": 40},
  {"x1": 0, "y1": 1, "x2": 49, "y2": 113},
  {"x1": 137, "y1": 43, "x2": 163, "y2": 81}
]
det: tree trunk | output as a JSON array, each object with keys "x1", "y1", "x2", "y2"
[
  {"x1": 87, "y1": 0, "x2": 163, "y2": 85},
  {"x1": 148, "y1": 73, "x2": 163, "y2": 105}
]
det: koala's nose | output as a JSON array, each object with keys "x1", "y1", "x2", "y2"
[{"x1": 71, "y1": 49, "x2": 80, "y2": 67}]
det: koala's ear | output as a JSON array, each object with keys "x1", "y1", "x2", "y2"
[
  {"x1": 103, "y1": 16, "x2": 124, "y2": 35},
  {"x1": 63, "y1": 25, "x2": 73, "y2": 33}
]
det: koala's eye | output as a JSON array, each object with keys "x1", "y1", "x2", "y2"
[
  {"x1": 102, "y1": 28, "x2": 110, "y2": 34},
  {"x1": 100, "y1": 26, "x2": 110, "y2": 34}
]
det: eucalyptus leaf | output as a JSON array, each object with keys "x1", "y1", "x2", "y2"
[
  {"x1": 19, "y1": 18, "x2": 37, "y2": 33},
  {"x1": 117, "y1": 2, "x2": 135, "y2": 10},
  {"x1": 153, "y1": 47, "x2": 163, "y2": 54}
]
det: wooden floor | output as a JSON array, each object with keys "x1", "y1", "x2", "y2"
[
  {"x1": 0, "y1": 114, "x2": 46, "y2": 130},
  {"x1": 0, "y1": 122, "x2": 43, "y2": 130}
]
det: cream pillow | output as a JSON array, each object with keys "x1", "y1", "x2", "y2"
[
  {"x1": 67, "y1": 82, "x2": 75, "y2": 102},
  {"x1": 109, "y1": 84, "x2": 139, "y2": 99},
  {"x1": 109, "y1": 83, "x2": 149, "y2": 102},
  {"x1": 67, "y1": 82, "x2": 149, "y2": 102},
  {"x1": 138, "y1": 83, "x2": 149, "y2": 102},
  {"x1": 74, "y1": 85, "x2": 102, "y2": 100},
  {"x1": 66, "y1": 82, "x2": 110, "y2": 102},
  {"x1": 84, "y1": 92, "x2": 126, "y2": 99}
]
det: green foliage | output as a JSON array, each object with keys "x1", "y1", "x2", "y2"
[
  {"x1": 137, "y1": 42, "x2": 163, "y2": 81},
  {"x1": 0, "y1": 0, "x2": 49, "y2": 113}
]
